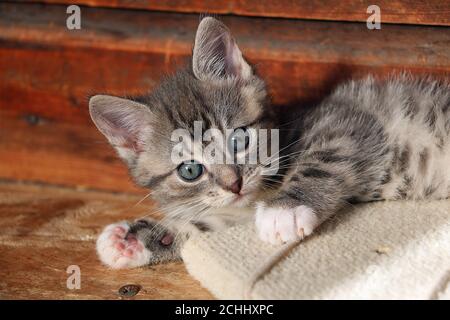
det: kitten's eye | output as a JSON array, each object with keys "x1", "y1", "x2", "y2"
[
  {"x1": 228, "y1": 127, "x2": 250, "y2": 153},
  {"x1": 177, "y1": 161, "x2": 204, "y2": 182}
]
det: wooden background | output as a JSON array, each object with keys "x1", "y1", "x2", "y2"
[{"x1": 1, "y1": 1, "x2": 450, "y2": 193}]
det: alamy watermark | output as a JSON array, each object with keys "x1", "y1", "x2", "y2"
[
  {"x1": 66, "y1": 5, "x2": 81, "y2": 30},
  {"x1": 367, "y1": 5, "x2": 381, "y2": 30},
  {"x1": 66, "y1": 4, "x2": 382, "y2": 31},
  {"x1": 66, "y1": 265, "x2": 81, "y2": 290},
  {"x1": 170, "y1": 121, "x2": 279, "y2": 175}
]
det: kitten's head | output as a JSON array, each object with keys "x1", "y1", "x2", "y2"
[{"x1": 89, "y1": 17, "x2": 274, "y2": 219}]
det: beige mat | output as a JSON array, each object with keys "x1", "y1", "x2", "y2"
[{"x1": 181, "y1": 200, "x2": 450, "y2": 299}]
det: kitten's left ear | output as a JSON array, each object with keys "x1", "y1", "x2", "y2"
[
  {"x1": 89, "y1": 95, "x2": 153, "y2": 164},
  {"x1": 192, "y1": 17, "x2": 252, "y2": 81}
]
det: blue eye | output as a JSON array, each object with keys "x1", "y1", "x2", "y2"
[
  {"x1": 228, "y1": 127, "x2": 250, "y2": 153},
  {"x1": 177, "y1": 161, "x2": 204, "y2": 182}
]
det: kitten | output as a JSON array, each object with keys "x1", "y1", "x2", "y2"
[{"x1": 90, "y1": 17, "x2": 450, "y2": 269}]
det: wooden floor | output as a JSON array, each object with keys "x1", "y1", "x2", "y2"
[{"x1": 0, "y1": 181, "x2": 213, "y2": 299}]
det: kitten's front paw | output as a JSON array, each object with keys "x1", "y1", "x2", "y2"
[
  {"x1": 96, "y1": 222, "x2": 152, "y2": 269},
  {"x1": 255, "y1": 204, "x2": 319, "y2": 245}
]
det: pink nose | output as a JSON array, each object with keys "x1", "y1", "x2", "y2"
[{"x1": 228, "y1": 177, "x2": 243, "y2": 194}]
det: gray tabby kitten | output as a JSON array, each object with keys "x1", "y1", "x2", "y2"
[{"x1": 91, "y1": 17, "x2": 450, "y2": 269}]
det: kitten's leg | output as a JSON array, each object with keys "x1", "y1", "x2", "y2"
[
  {"x1": 96, "y1": 219, "x2": 186, "y2": 269},
  {"x1": 256, "y1": 160, "x2": 366, "y2": 244}
]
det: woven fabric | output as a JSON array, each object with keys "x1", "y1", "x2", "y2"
[{"x1": 182, "y1": 200, "x2": 450, "y2": 299}]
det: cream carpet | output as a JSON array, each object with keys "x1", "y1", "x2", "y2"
[{"x1": 181, "y1": 200, "x2": 450, "y2": 299}]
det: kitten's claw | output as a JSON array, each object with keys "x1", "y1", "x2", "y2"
[
  {"x1": 96, "y1": 222, "x2": 152, "y2": 269},
  {"x1": 255, "y1": 204, "x2": 319, "y2": 245}
]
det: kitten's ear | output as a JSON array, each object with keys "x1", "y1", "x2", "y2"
[
  {"x1": 192, "y1": 17, "x2": 252, "y2": 81},
  {"x1": 89, "y1": 95, "x2": 152, "y2": 163}
]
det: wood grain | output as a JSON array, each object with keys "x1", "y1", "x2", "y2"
[
  {"x1": 1, "y1": 3, "x2": 449, "y2": 191},
  {"x1": 17, "y1": 0, "x2": 450, "y2": 26},
  {"x1": 0, "y1": 111, "x2": 142, "y2": 193},
  {"x1": 0, "y1": 181, "x2": 213, "y2": 299}
]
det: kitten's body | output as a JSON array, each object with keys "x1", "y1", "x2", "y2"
[
  {"x1": 90, "y1": 18, "x2": 450, "y2": 269},
  {"x1": 283, "y1": 75, "x2": 450, "y2": 206}
]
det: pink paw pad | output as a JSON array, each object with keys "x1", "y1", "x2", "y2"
[
  {"x1": 109, "y1": 226, "x2": 143, "y2": 258},
  {"x1": 97, "y1": 222, "x2": 153, "y2": 269}
]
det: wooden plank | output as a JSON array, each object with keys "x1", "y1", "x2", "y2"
[
  {"x1": 0, "y1": 111, "x2": 143, "y2": 194},
  {"x1": 17, "y1": 0, "x2": 450, "y2": 26},
  {"x1": 0, "y1": 3, "x2": 449, "y2": 191},
  {"x1": 0, "y1": 182, "x2": 213, "y2": 299},
  {"x1": 1, "y1": 3, "x2": 449, "y2": 113}
]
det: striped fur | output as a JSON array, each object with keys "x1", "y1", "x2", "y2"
[{"x1": 90, "y1": 17, "x2": 450, "y2": 267}]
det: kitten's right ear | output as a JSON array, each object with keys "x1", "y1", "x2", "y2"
[{"x1": 89, "y1": 95, "x2": 153, "y2": 164}]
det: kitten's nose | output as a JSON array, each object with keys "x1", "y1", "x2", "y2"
[{"x1": 228, "y1": 177, "x2": 243, "y2": 194}]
